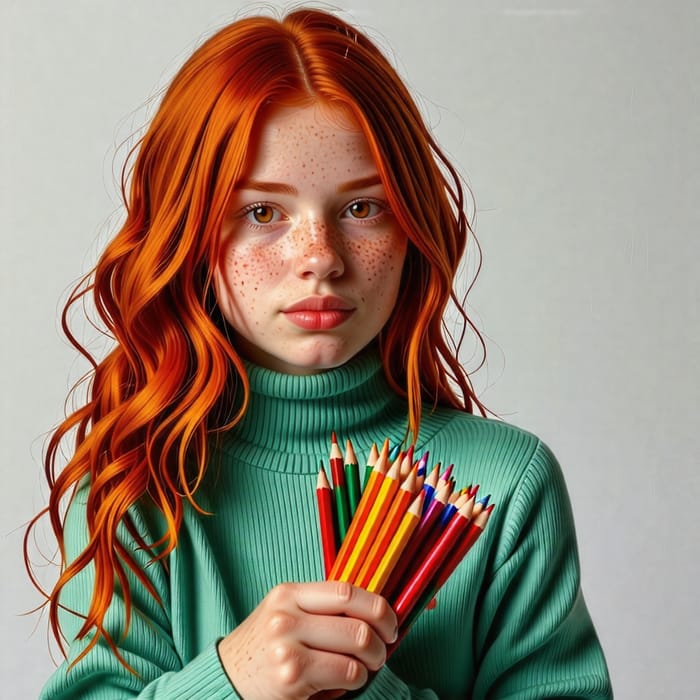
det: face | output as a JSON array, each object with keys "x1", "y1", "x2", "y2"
[{"x1": 213, "y1": 103, "x2": 407, "y2": 375}]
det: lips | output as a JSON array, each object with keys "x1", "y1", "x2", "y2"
[{"x1": 282, "y1": 296, "x2": 355, "y2": 330}]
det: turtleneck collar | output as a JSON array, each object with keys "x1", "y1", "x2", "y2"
[{"x1": 217, "y1": 348, "x2": 408, "y2": 474}]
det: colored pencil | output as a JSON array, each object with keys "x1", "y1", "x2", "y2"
[
  {"x1": 382, "y1": 480, "x2": 452, "y2": 601},
  {"x1": 393, "y1": 499, "x2": 475, "y2": 626},
  {"x1": 316, "y1": 465, "x2": 337, "y2": 577},
  {"x1": 362, "y1": 441, "x2": 381, "y2": 490},
  {"x1": 396, "y1": 504, "x2": 493, "y2": 638},
  {"x1": 415, "y1": 451, "x2": 429, "y2": 478},
  {"x1": 344, "y1": 438, "x2": 361, "y2": 518},
  {"x1": 433, "y1": 504, "x2": 493, "y2": 591},
  {"x1": 398, "y1": 445, "x2": 414, "y2": 479},
  {"x1": 327, "y1": 440, "x2": 389, "y2": 580},
  {"x1": 354, "y1": 467, "x2": 418, "y2": 589},
  {"x1": 318, "y1": 432, "x2": 495, "y2": 658},
  {"x1": 338, "y1": 456, "x2": 401, "y2": 583},
  {"x1": 389, "y1": 443, "x2": 402, "y2": 463},
  {"x1": 366, "y1": 491, "x2": 424, "y2": 594},
  {"x1": 421, "y1": 463, "x2": 440, "y2": 514},
  {"x1": 438, "y1": 463, "x2": 454, "y2": 485},
  {"x1": 329, "y1": 432, "x2": 351, "y2": 540}
]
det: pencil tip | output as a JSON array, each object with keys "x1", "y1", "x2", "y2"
[{"x1": 331, "y1": 431, "x2": 338, "y2": 444}]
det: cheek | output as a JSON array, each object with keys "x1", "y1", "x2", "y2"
[
  {"x1": 220, "y1": 241, "x2": 283, "y2": 299},
  {"x1": 347, "y1": 232, "x2": 407, "y2": 291}
]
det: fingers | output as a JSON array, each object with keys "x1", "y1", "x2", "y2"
[
  {"x1": 284, "y1": 581, "x2": 398, "y2": 645},
  {"x1": 218, "y1": 582, "x2": 395, "y2": 699},
  {"x1": 269, "y1": 606, "x2": 387, "y2": 671},
  {"x1": 271, "y1": 645, "x2": 369, "y2": 693}
]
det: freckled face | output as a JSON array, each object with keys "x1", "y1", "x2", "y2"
[{"x1": 213, "y1": 103, "x2": 407, "y2": 375}]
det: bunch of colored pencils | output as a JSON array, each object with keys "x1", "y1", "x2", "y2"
[{"x1": 315, "y1": 433, "x2": 494, "y2": 641}]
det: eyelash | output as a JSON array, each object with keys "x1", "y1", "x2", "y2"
[
  {"x1": 342, "y1": 198, "x2": 388, "y2": 222},
  {"x1": 239, "y1": 202, "x2": 284, "y2": 228},
  {"x1": 236, "y1": 197, "x2": 390, "y2": 229}
]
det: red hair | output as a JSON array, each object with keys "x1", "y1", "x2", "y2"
[{"x1": 25, "y1": 8, "x2": 486, "y2": 668}]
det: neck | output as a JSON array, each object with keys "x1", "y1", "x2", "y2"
[{"x1": 218, "y1": 348, "x2": 408, "y2": 473}]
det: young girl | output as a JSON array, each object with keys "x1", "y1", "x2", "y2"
[{"x1": 29, "y1": 8, "x2": 612, "y2": 699}]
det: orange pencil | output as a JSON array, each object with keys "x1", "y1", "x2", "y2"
[
  {"x1": 327, "y1": 439, "x2": 389, "y2": 580},
  {"x1": 366, "y1": 491, "x2": 424, "y2": 594},
  {"x1": 338, "y1": 456, "x2": 401, "y2": 582},
  {"x1": 316, "y1": 465, "x2": 337, "y2": 577},
  {"x1": 398, "y1": 445, "x2": 415, "y2": 479},
  {"x1": 354, "y1": 467, "x2": 418, "y2": 589}
]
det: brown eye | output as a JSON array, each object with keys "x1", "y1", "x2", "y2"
[
  {"x1": 345, "y1": 200, "x2": 382, "y2": 220},
  {"x1": 251, "y1": 205, "x2": 275, "y2": 224}
]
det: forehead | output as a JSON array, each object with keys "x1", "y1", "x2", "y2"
[{"x1": 243, "y1": 102, "x2": 379, "y2": 180}]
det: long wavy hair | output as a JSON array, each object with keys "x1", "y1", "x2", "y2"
[{"x1": 25, "y1": 7, "x2": 486, "y2": 668}]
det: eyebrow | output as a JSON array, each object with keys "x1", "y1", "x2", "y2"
[
  {"x1": 235, "y1": 179, "x2": 297, "y2": 194},
  {"x1": 235, "y1": 174, "x2": 383, "y2": 195},
  {"x1": 337, "y1": 175, "x2": 383, "y2": 193}
]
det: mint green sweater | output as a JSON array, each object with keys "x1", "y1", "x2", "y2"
[{"x1": 41, "y1": 350, "x2": 612, "y2": 699}]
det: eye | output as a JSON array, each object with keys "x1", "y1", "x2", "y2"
[
  {"x1": 343, "y1": 199, "x2": 384, "y2": 220},
  {"x1": 242, "y1": 203, "x2": 283, "y2": 226}
]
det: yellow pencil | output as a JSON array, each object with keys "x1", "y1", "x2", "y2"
[
  {"x1": 354, "y1": 467, "x2": 419, "y2": 589},
  {"x1": 328, "y1": 439, "x2": 389, "y2": 580},
  {"x1": 338, "y1": 456, "x2": 401, "y2": 582},
  {"x1": 366, "y1": 491, "x2": 424, "y2": 594}
]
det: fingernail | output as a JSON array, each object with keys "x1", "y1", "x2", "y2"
[{"x1": 391, "y1": 624, "x2": 398, "y2": 643}]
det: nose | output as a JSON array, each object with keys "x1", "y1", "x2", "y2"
[{"x1": 292, "y1": 216, "x2": 345, "y2": 280}]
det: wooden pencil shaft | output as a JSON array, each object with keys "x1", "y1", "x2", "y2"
[
  {"x1": 382, "y1": 488, "x2": 449, "y2": 601},
  {"x1": 393, "y1": 508, "x2": 471, "y2": 625},
  {"x1": 327, "y1": 447, "x2": 389, "y2": 580},
  {"x1": 354, "y1": 470, "x2": 417, "y2": 588},
  {"x1": 365, "y1": 492, "x2": 423, "y2": 593},
  {"x1": 339, "y1": 463, "x2": 400, "y2": 582}
]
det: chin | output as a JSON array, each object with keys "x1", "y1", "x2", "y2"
[{"x1": 274, "y1": 347, "x2": 358, "y2": 376}]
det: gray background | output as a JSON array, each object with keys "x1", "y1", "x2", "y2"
[{"x1": 2, "y1": 0, "x2": 698, "y2": 697}]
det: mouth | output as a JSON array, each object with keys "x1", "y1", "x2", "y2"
[{"x1": 282, "y1": 296, "x2": 355, "y2": 330}]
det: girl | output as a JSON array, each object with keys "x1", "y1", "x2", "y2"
[{"x1": 28, "y1": 8, "x2": 612, "y2": 699}]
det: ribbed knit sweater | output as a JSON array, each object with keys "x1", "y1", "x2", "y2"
[{"x1": 41, "y1": 349, "x2": 612, "y2": 699}]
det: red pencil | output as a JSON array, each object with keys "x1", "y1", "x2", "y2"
[
  {"x1": 386, "y1": 504, "x2": 493, "y2": 658},
  {"x1": 329, "y1": 432, "x2": 351, "y2": 540},
  {"x1": 382, "y1": 481, "x2": 452, "y2": 602},
  {"x1": 433, "y1": 504, "x2": 493, "y2": 591},
  {"x1": 392, "y1": 499, "x2": 474, "y2": 626},
  {"x1": 316, "y1": 465, "x2": 337, "y2": 577}
]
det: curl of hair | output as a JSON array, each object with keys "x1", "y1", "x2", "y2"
[{"x1": 25, "y1": 8, "x2": 487, "y2": 669}]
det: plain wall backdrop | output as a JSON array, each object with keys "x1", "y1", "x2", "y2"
[{"x1": 2, "y1": 0, "x2": 698, "y2": 697}]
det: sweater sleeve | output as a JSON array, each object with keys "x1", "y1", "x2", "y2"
[
  {"x1": 39, "y1": 487, "x2": 240, "y2": 700},
  {"x1": 471, "y1": 440, "x2": 612, "y2": 699}
]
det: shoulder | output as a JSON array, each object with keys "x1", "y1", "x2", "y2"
[
  {"x1": 419, "y1": 408, "x2": 569, "y2": 526},
  {"x1": 419, "y1": 408, "x2": 559, "y2": 483}
]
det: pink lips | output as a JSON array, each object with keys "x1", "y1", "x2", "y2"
[{"x1": 282, "y1": 296, "x2": 355, "y2": 330}]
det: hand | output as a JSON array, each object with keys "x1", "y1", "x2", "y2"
[{"x1": 217, "y1": 581, "x2": 398, "y2": 700}]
